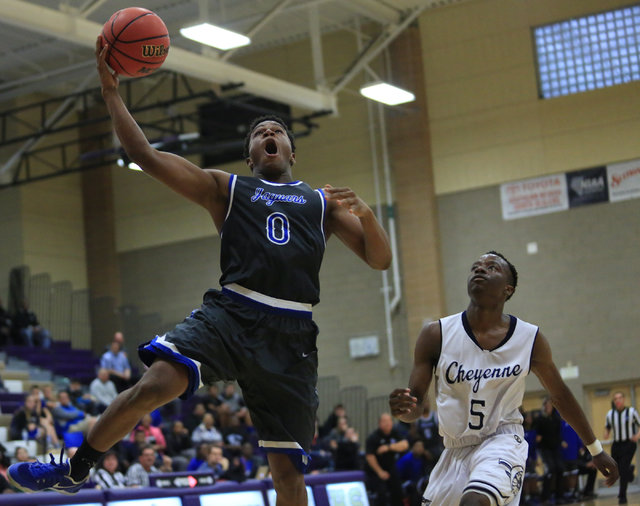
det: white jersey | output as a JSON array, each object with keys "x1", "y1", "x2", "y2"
[{"x1": 435, "y1": 311, "x2": 538, "y2": 448}]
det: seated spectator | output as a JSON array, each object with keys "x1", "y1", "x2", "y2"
[
  {"x1": 219, "y1": 382, "x2": 248, "y2": 427},
  {"x1": 165, "y1": 420, "x2": 193, "y2": 471},
  {"x1": 187, "y1": 442, "x2": 211, "y2": 472},
  {"x1": 197, "y1": 383, "x2": 223, "y2": 416},
  {"x1": 130, "y1": 413, "x2": 166, "y2": 455},
  {"x1": 522, "y1": 409, "x2": 541, "y2": 505},
  {"x1": 51, "y1": 390, "x2": 97, "y2": 438},
  {"x1": 326, "y1": 416, "x2": 360, "y2": 471},
  {"x1": 308, "y1": 418, "x2": 334, "y2": 473},
  {"x1": 238, "y1": 441, "x2": 265, "y2": 480},
  {"x1": 9, "y1": 394, "x2": 59, "y2": 450},
  {"x1": 100, "y1": 340, "x2": 131, "y2": 392},
  {"x1": 396, "y1": 440, "x2": 430, "y2": 506},
  {"x1": 411, "y1": 401, "x2": 443, "y2": 470},
  {"x1": 0, "y1": 298, "x2": 12, "y2": 347},
  {"x1": 0, "y1": 443, "x2": 10, "y2": 479},
  {"x1": 576, "y1": 444, "x2": 598, "y2": 500},
  {"x1": 320, "y1": 403, "x2": 347, "y2": 438},
  {"x1": 125, "y1": 445, "x2": 158, "y2": 488},
  {"x1": 0, "y1": 473, "x2": 11, "y2": 495},
  {"x1": 223, "y1": 414, "x2": 250, "y2": 456},
  {"x1": 90, "y1": 368, "x2": 118, "y2": 413},
  {"x1": 184, "y1": 401, "x2": 207, "y2": 434},
  {"x1": 192, "y1": 412, "x2": 223, "y2": 446},
  {"x1": 121, "y1": 427, "x2": 147, "y2": 468},
  {"x1": 92, "y1": 450, "x2": 126, "y2": 489},
  {"x1": 197, "y1": 444, "x2": 229, "y2": 480},
  {"x1": 67, "y1": 379, "x2": 97, "y2": 415},
  {"x1": 14, "y1": 446, "x2": 34, "y2": 463},
  {"x1": 365, "y1": 413, "x2": 409, "y2": 506},
  {"x1": 13, "y1": 300, "x2": 51, "y2": 348}
]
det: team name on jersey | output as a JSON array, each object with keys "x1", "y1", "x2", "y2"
[
  {"x1": 445, "y1": 361, "x2": 523, "y2": 393},
  {"x1": 251, "y1": 187, "x2": 307, "y2": 206}
]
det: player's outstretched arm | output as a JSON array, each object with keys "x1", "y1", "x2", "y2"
[
  {"x1": 531, "y1": 331, "x2": 619, "y2": 486},
  {"x1": 95, "y1": 37, "x2": 228, "y2": 213},
  {"x1": 389, "y1": 321, "x2": 441, "y2": 423},
  {"x1": 323, "y1": 185, "x2": 391, "y2": 270}
]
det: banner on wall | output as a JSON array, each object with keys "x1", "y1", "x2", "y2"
[
  {"x1": 500, "y1": 174, "x2": 568, "y2": 220},
  {"x1": 566, "y1": 166, "x2": 609, "y2": 208},
  {"x1": 607, "y1": 159, "x2": 640, "y2": 202}
]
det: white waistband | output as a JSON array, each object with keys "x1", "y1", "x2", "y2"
[
  {"x1": 444, "y1": 423, "x2": 524, "y2": 449},
  {"x1": 222, "y1": 283, "x2": 312, "y2": 313}
]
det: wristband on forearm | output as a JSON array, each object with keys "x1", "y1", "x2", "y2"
[{"x1": 586, "y1": 439, "x2": 603, "y2": 456}]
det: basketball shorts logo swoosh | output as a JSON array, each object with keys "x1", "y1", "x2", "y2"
[{"x1": 302, "y1": 352, "x2": 310, "y2": 358}]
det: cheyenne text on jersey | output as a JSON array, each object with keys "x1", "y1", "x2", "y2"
[
  {"x1": 445, "y1": 361, "x2": 523, "y2": 393},
  {"x1": 251, "y1": 187, "x2": 307, "y2": 206}
]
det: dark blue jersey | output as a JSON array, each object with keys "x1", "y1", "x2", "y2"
[{"x1": 219, "y1": 175, "x2": 326, "y2": 305}]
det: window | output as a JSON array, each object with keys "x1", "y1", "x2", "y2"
[{"x1": 533, "y1": 4, "x2": 640, "y2": 98}]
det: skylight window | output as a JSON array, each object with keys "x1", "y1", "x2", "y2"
[{"x1": 533, "y1": 4, "x2": 640, "y2": 98}]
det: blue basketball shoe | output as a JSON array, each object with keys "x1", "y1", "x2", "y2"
[{"x1": 7, "y1": 447, "x2": 88, "y2": 494}]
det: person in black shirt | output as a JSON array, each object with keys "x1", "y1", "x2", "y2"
[
  {"x1": 365, "y1": 413, "x2": 409, "y2": 506},
  {"x1": 533, "y1": 397, "x2": 566, "y2": 503},
  {"x1": 8, "y1": 37, "x2": 392, "y2": 506}
]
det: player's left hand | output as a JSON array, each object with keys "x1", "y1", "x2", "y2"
[
  {"x1": 324, "y1": 184, "x2": 371, "y2": 218},
  {"x1": 592, "y1": 451, "x2": 619, "y2": 487}
]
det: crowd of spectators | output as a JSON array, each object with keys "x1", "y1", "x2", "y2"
[
  {"x1": 521, "y1": 400, "x2": 598, "y2": 506},
  {"x1": 0, "y1": 298, "x2": 52, "y2": 349},
  {"x1": 0, "y1": 328, "x2": 604, "y2": 502}
]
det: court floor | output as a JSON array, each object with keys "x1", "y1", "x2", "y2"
[{"x1": 554, "y1": 490, "x2": 639, "y2": 505}]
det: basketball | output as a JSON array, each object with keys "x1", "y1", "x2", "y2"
[{"x1": 101, "y1": 7, "x2": 170, "y2": 77}]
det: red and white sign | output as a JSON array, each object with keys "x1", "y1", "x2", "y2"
[
  {"x1": 500, "y1": 174, "x2": 569, "y2": 220},
  {"x1": 607, "y1": 159, "x2": 640, "y2": 202}
]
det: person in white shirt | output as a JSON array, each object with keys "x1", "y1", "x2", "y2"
[
  {"x1": 92, "y1": 450, "x2": 126, "y2": 489},
  {"x1": 389, "y1": 251, "x2": 618, "y2": 506},
  {"x1": 90, "y1": 368, "x2": 118, "y2": 413}
]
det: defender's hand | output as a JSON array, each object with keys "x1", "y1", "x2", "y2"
[
  {"x1": 389, "y1": 388, "x2": 417, "y2": 417},
  {"x1": 592, "y1": 451, "x2": 619, "y2": 487}
]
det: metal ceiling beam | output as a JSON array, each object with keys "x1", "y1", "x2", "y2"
[
  {"x1": 331, "y1": 5, "x2": 428, "y2": 95},
  {"x1": 222, "y1": 0, "x2": 295, "y2": 62},
  {"x1": 346, "y1": 0, "x2": 402, "y2": 24},
  {"x1": 0, "y1": 0, "x2": 336, "y2": 112}
]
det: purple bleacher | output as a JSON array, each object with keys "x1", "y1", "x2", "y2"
[{"x1": 0, "y1": 400, "x2": 23, "y2": 413}]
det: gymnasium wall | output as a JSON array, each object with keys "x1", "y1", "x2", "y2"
[{"x1": 419, "y1": 0, "x2": 640, "y2": 195}]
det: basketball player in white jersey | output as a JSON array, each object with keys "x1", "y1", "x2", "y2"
[{"x1": 389, "y1": 251, "x2": 618, "y2": 506}]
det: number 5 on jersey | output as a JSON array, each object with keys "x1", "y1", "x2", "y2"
[{"x1": 469, "y1": 399, "x2": 485, "y2": 430}]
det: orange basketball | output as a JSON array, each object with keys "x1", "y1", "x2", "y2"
[{"x1": 101, "y1": 7, "x2": 170, "y2": 77}]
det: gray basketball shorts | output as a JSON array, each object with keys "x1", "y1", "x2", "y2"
[{"x1": 138, "y1": 288, "x2": 319, "y2": 472}]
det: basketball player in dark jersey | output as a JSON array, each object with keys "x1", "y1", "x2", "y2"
[{"x1": 8, "y1": 38, "x2": 391, "y2": 505}]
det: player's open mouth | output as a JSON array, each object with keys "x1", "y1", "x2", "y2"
[
  {"x1": 471, "y1": 275, "x2": 486, "y2": 282},
  {"x1": 265, "y1": 139, "x2": 278, "y2": 155}
]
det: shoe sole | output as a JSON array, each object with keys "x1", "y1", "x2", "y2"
[{"x1": 7, "y1": 472, "x2": 80, "y2": 495}]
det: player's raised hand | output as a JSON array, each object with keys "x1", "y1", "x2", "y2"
[
  {"x1": 389, "y1": 388, "x2": 417, "y2": 417},
  {"x1": 95, "y1": 36, "x2": 119, "y2": 92},
  {"x1": 324, "y1": 184, "x2": 371, "y2": 218},
  {"x1": 592, "y1": 452, "x2": 619, "y2": 487}
]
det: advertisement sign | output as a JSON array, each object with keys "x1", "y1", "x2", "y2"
[
  {"x1": 326, "y1": 481, "x2": 370, "y2": 506},
  {"x1": 566, "y1": 166, "x2": 608, "y2": 208},
  {"x1": 108, "y1": 498, "x2": 182, "y2": 506},
  {"x1": 500, "y1": 174, "x2": 568, "y2": 220},
  {"x1": 607, "y1": 159, "x2": 640, "y2": 202},
  {"x1": 199, "y1": 491, "x2": 265, "y2": 506},
  {"x1": 267, "y1": 486, "x2": 315, "y2": 506}
]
